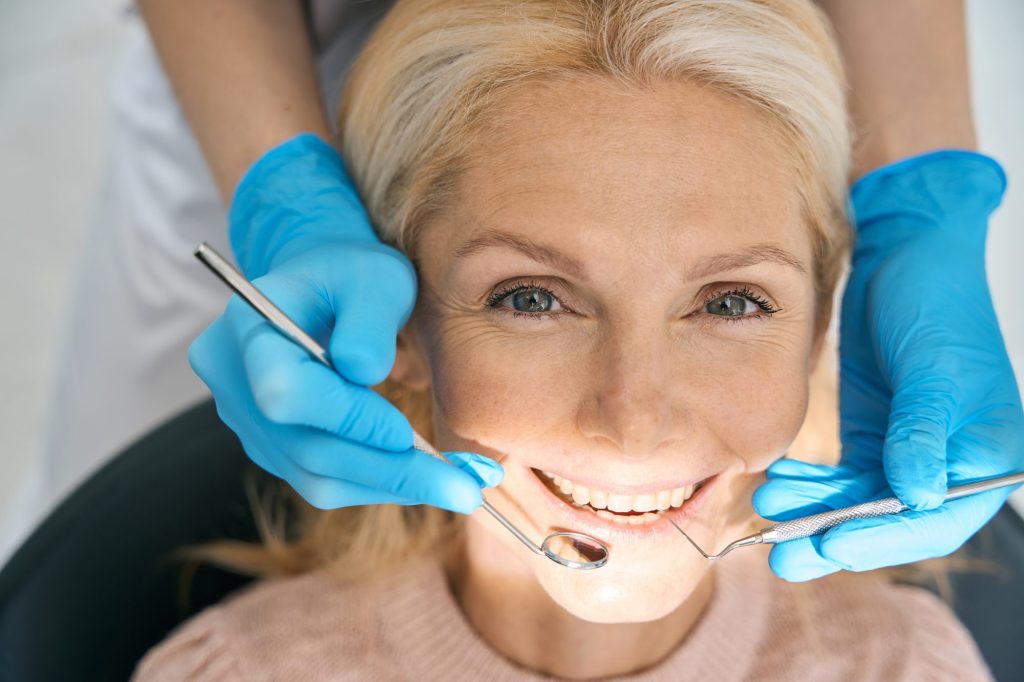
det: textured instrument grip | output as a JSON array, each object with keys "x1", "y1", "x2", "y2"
[{"x1": 765, "y1": 497, "x2": 908, "y2": 543}]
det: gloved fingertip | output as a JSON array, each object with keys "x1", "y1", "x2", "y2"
[
  {"x1": 765, "y1": 458, "x2": 835, "y2": 480},
  {"x1": 380, "y1": 418, "x2": 415, "y2": 453},
  {"x1": 902, "y1": 486, "x2": 946, "y2": 512},
  {"x1": 438, "y1": 483, "x2": 483, "y2": 515},
  {"x1": 818, "y1": 524, "x2": 892, "y2": 571},
  {"x1": 750, "y1": 480, "x2": 829, "y2": 521},
  {"x1": 884, "y1": 426, "x2": 948, "y2": 511},
  {"x1": 187, "y1": 324, "x2": 223, "y2": 378},
  {"x1": 331, "y1": 343, "x2": 395, "y2": 387},
  {"x1": 775, "y1": 564, "x2": 842, "y2": 583},
  {"x1": 750, "y1": 484, "x2": 782, "y2": 517},
  {"x1": 768, "y1": 545, "x2": 841, "y2": 583},
  {"x1": 886, "y1": 448, "x2": 947, "y2": 511},
  {"x1": 445, "y1": 452, "x2": 505, "y2": 488},
  {"x1": 816, "y1": 544, "x2": 854, "y2": 572}
]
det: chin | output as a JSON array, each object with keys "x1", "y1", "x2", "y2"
[{"x1": 534, "y1": 549, "x2": 712, "y2": 624}]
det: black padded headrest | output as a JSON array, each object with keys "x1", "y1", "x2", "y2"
[{"x1": 0, "y1": 400, "x2": 259, "y2": 681}]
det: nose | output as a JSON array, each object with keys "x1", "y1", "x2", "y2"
[{"x1": 576, "y1": 323, "x2": 680, "y2": 459}]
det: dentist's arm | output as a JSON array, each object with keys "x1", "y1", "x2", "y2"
[
  {"x1": 755, "y1": 0, "x2": 1024, "y2": 580},
  {"x1": 138, "y1": 0, "x2": 502, "y2": 511},
  {"x1": 137, "y1": 0, "x2": 328, "y2": 199},
  {"x1": 817, "y1": 0, "x2": 976, "y2": 180}
]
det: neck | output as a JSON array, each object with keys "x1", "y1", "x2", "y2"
[{"x1": 444, "y1": 526, "x2": 714, "y2": 680}]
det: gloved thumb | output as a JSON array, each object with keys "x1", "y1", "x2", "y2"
[{"x1": 883, "y1": 381, "x2": 954, "y2": 511}]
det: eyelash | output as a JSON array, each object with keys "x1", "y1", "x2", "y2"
[{"x1": 485, "y1": 281, "x2": 781, "y2": 321}]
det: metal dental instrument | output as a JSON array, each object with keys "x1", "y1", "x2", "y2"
[
  {"x1": 194, "y1": 242, "x2": 609, "y2": 570},
  {"x1": 669, "y1": 470, "x2": 1024, "y2": 561}
]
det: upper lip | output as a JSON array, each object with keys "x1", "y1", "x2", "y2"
[{"x1": 530, "y1": 467, "x2": 716, "y2": 495}]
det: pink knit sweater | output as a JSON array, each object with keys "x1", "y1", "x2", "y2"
[{"x1": 132, "y1": 547, "x2": 991, "y2": 681}]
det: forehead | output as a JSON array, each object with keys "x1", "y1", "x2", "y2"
[{"x1": 433, "y1": 75, "x2": 810, "y2": 269}]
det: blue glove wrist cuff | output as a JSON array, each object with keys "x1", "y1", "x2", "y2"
[
  {"x1": 849, "y1": 149, "x2": 1007, "y2": 244},
  {"x1": 229, "y1": 133, "x2": 376, "y2": 278}
]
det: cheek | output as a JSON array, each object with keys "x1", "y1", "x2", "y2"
[
  {"x1": 689, "y1": 330, "x2": 813, "y2": 472},
  {"x1": 417, "y1": 316, "x2": 578, "y2": 449}
]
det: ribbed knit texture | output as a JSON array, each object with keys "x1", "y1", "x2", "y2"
[{"x1": 132, "y1": 547, "x2": 991, "y2": 681}]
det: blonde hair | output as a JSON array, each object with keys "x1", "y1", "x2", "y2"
[{"x1": 202, "y1": 0, "x2": 851, "y2": 582}]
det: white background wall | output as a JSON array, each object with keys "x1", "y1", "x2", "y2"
[{"x1": 1, "y1": 0, "x2": 1022, "y2": 529}]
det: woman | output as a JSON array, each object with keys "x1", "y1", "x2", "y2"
[{"x1": 134, "y1": 0, "x2": 990, "y2": 679}]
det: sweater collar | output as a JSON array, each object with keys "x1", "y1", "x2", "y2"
[{"x1": 377, "y1": 547, "x2": 772, "y2": 681}]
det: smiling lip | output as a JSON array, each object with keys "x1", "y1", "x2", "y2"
[{"x1": 517, "y1": 464, "x2": 719, "y2": 546}]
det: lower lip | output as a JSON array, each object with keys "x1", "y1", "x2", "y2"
[{"x1": 520, "y1": 465, "x2": 718, "y2": 547}]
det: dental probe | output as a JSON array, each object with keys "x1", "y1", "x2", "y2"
[
  {"x1": 669, "y1": 470, "x2": 1024, "y2": 560},
  {"x1": 193, "y1": 243, "x2": 609, "y2": 570}
]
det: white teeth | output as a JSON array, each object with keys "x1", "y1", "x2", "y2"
[
  {"x1": 607, "y1": 493, "x2": 632, "y2": 513},
  {"x1": 633, "y1": 493, "x2": 657, "y2": 513},
  {"x1": 537, "y1": 470, "x2": 702, "y2": 515}
]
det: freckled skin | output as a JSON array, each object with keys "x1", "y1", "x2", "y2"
[{"x1": 394, "y1": 76, "x2": 823, "y2": 679}]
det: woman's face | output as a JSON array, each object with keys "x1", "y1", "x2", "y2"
[{"x1": 400, "y1": 76, "x2": 821, "y2": 623}]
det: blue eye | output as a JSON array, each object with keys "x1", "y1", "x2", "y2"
[
  {"x1": 510, "y1": 289, "x2": 555, "y2": 312},
  {"x1": 486, "y1": 283, "x2": 564, "y2": 315},
  {"x1": 703, "y1": 287, "x2": 779, "y2": 318},
  {"x1": 705, "y1": 293, "x2": 756, "y2": 316}
]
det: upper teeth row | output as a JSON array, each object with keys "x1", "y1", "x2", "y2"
[{"x1": 539, "y1": 471, "x2": 698, "y2": 512}]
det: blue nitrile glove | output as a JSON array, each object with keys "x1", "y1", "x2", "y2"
[
  {"x1": 753, "y1": 150, "x2": 1024, "y2": 581},
  {"x1": 189, "y1": 133, "x2": 503, "y2": 512}
]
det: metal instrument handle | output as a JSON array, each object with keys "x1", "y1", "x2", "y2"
[
  {"x1": 763, "y1": 497, "x2": 907, "y2": 543},
  {"x1": 763, "y1": 471, "x2": 1024, "y2": 544}
]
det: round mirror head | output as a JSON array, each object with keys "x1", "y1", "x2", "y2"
[{"x1": 541, "y1": 532, "x2": 609, "y2": 570}]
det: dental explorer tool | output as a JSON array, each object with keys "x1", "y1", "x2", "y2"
[
  {"x1": 194, "y1": 242, "x2": 610, "y2": 570},
  {"x1": 669, "y1": 470, "x2": 1024, "y2": 561}
]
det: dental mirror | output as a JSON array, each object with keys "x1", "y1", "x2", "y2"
[
  {"x1": 194, "y1": 242, "x2": 610, "y2": 571},
  {"x1": 411, "y1": 434, "x2": 610, "y2": 570}
]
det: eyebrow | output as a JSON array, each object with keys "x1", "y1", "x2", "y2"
[
  {"x1": 454, "y1": 229, "x2": 806, "y2": 280},
  {"x1": 454, "y1": 230, "x2": 586, "y2": 278},
  {"x1": 685, "y1": 242, "x2": 807, "y2": 280}
]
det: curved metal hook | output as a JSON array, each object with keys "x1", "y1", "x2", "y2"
[{"x1": 667, "y1": 517, "x2": 763, "y2": 560}]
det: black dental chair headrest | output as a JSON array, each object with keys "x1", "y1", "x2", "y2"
[{"x1": 0, "y1": 400, "x2": 260, "y2": 681}]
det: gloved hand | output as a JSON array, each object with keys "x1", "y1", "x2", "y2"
[
  {"x1": 754, "y1": 150, "x2": 1024, "y2": 581},
  {"x1": 189, "y1": 133, "x2": 503, "y2": 512}
]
